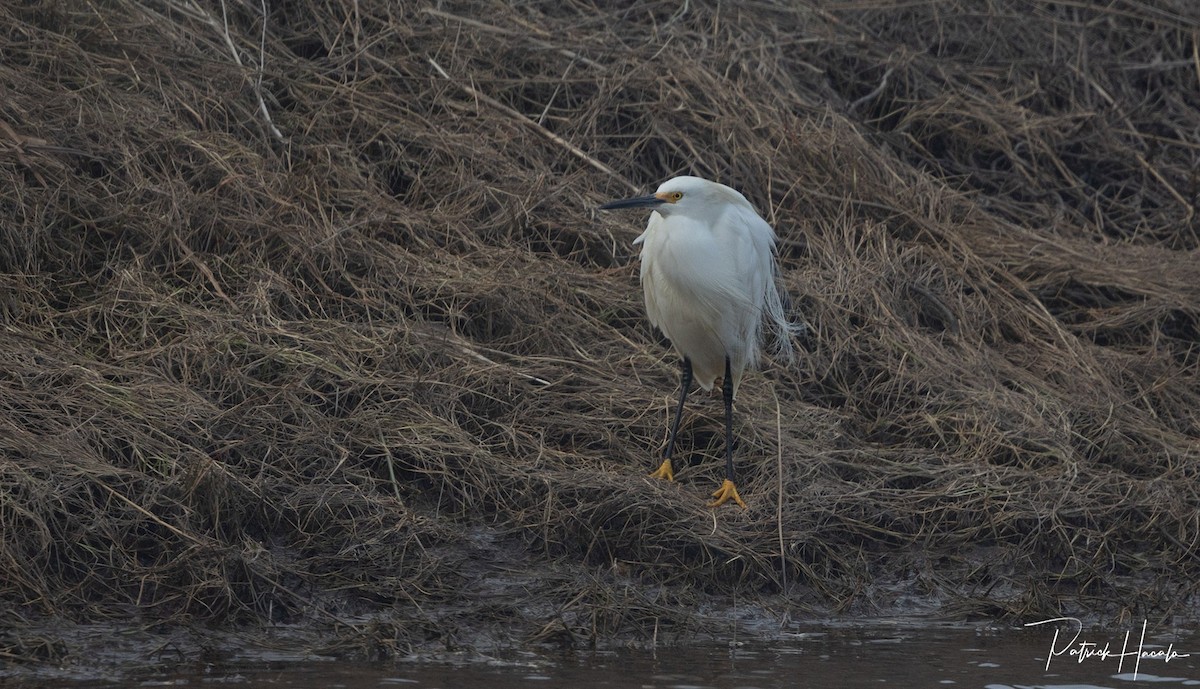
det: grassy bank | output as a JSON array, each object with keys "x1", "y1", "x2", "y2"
[{"x1": 2, "y1": 0, "x2": 1198, "y2": 666}]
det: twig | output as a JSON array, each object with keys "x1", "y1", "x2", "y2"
[
  {"x1": 0, "y1": 119, "x2": 48, "y2": 186},
  {"x1": 85, "y1": 0, "x2": 141, "y2": 84},
  {"x1": 1193, "y1": 30, "x2": 1200, "y2": 91},
  {"x1": 849, "y1": 66, "x2": 894, "y2": 112},
  {"x1": 175, "y1": 236, "x2": 237, "y2": 308},
  {"x1": 459, "y1": 346, "x2": 553, "y2": 386},
  {"x1": 1135, "y1": 151, "x2": 1195, "y2": 223},
  {"x1": 410, "y1": 323, "x2": 553, "y2": 386},
  {"x1": 382, "y1": 432, "x2": 404, "y2": 503},
  {"x1": 774, "y1": 388, "x2": 786, "y2": 595},
  {"x1": 422, "y1": 9, "x2": 606, "y2": 71},
  {"x1": 95, "y1": 480, "x2": 208, "y2": 547},
  {"x1": 428, "y1": 58, "x2": 637, "y2": 193},
  {"x1": 538, "y1": 59, "x2": 575, "y2": 127},
  {"x1": 194, "y1": 0, "x2": 284, "y2": 143},
  {"x1": 254, "y1": 0, "x2": 283, "y2": 142}
]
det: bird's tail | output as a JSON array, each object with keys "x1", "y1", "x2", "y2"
[{"x1": 763, "y1": 274, "x2": 806, "y2": 363}]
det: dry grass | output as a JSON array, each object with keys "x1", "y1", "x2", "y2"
[{"x1": 2, "y1": 0, "x2": 1199, "y2": 664}]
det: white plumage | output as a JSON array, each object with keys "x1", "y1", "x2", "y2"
[
  {"x1": 634, "y1": 176, "x2": 794, "y2": 395},
  {"x1": 600, "y1": 175, "x2": 799, "y2": 508}
]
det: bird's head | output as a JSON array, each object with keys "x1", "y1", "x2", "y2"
[{"x1": 599, "y1": 176, "x2": 750, "y2": 218}]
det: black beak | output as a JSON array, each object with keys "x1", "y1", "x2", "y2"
[{"x1": 599, "y1": 194, "x2": 663, "y2": 210}]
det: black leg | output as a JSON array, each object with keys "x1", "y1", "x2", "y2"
[
  {"x1": 664, "y1": 357, "x2": 693, "y2": 464},
  {"x1": 723, "y1": 356, "x2": 735, "y2": 482},
  {"x1": 710, "y1": 357, "x2": 746, "y2": 508}
]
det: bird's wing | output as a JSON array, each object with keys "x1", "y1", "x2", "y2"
[
  {"x1": 641, "y1": 216, "x2": 726, "y2": 308},
  {"x1": 719, "y1": 203, "x2": 775, "y2": 302},
  {"x1": 637, "y1": 212, "x2": 671, "y2": 330},
  {"x1": 712, "y1": 204, "x2": 774, "y2": 355},
  {"x1": 641, "y1": 211, "x2": 763, "y2": 354},
  {"x1": 721, "y1": 202, "x2": 798, "y2": 362}
]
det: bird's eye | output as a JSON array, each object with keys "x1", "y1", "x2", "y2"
[{"x1": 669, "y1": 192, "x2": 683, "y2": 202}]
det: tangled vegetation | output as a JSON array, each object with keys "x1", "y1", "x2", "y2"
[{"x1": 1, "y1": 0, "x2": 1198, "y2": 666}]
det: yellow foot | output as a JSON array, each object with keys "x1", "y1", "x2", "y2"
[
  {"x1": 649, "y1": 458, "x2": 674, "y2": 481},
  {"x1": 709, "y1": 479, "x2": 747, "y2": 509}
]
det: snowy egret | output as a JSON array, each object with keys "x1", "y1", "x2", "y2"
[{"x1": 600, "y1": 176, "x2": 799, "y2": 509}]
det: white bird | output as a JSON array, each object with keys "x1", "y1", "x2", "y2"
[{"x1": 600, "y1": 175, "x2": 800, "y2": 508}]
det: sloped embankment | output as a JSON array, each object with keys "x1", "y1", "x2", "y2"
[{"x1": 1, "y1": 0, "x2": 1197, "y2": 666}]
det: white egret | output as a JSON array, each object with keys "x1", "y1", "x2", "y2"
[{"x1": 600, "y1": 176, "x2": 800, "y2": 508}]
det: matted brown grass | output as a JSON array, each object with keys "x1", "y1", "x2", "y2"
[{"x1": 2, "y1": 0, "x2": 1198, "y2": 664}]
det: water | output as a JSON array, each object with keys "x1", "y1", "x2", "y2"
[{"x1": 7, "y1": 622, "x2": 1197, "y2": 688}]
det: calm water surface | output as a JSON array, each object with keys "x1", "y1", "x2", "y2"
[{"x1": 12, "y1": 623, "x2": 1198, "y2": 688}]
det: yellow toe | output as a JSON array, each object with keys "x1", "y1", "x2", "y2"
[
  {"x1": 708, "y1": 479, "x2": 747, "y2": 509},
  {"x1": 649, "y1": 458, "x2": 674, "y2": 481}
]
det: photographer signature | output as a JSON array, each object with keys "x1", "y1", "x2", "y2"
[{"x1": 1025, "y1": 617, "x2": 1189, "y2": 680}]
